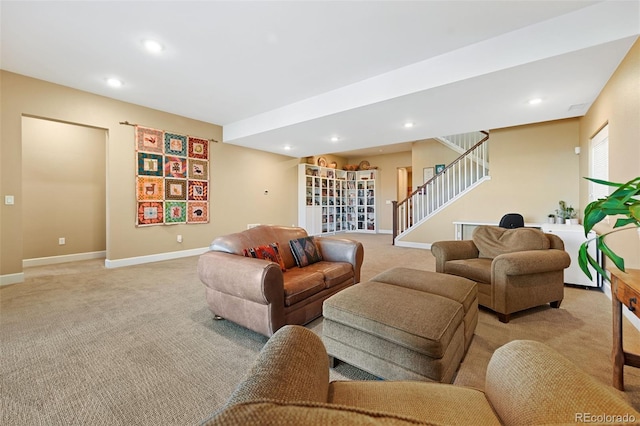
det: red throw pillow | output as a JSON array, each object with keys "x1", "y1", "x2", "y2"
[{"x1": 243, "y1": 242, "x2": 286, "y2": 271}]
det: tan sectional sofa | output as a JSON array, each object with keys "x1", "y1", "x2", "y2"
[
  {"x1": 197, "y1": 225, "x2": 364, "y2": 337},
  {"x1": 203, "y1": 325, "x2": 640, "y2": 425}
]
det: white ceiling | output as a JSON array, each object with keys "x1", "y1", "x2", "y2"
[{"x1": 2, "y1": 1, "x2": 638, "y2": 158}]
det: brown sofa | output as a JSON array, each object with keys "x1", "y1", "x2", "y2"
[
  {"x1": 197, "y1": 225, "x2": 364, "y2": 337},
  {"x1": 203, "y1": 325, "x2": 639, "y2": 425},
  {"x1": 431, "y1": 226, "x2": 571, "y2": 323}
]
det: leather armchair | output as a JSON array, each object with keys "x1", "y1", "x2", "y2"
[{"x1": 431, "y1": 226, "x2": 570, "y2": 323}]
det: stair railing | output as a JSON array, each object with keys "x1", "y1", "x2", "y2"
[{"x1": 392, "y1": 131, "x2": 489, "y2": 243}]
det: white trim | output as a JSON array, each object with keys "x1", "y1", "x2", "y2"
[
  {"x1": 396, "y1": 175, "x2": 491, "y2": 241},
  {"x1": 377, "y1": 229, "x2": 393, "y2": 235},
  {"x1": 23, "y1": 251, "x2": 107, "y2": 268},
  {"x1": 104, "y1": 247, "x2": 209, "y2": 269},
  {"x1": 393, "y1": 241, "x2": 432, "y2": 250},
  {"x1": 0, "y1": 273, "x2": 25, "y2": 286}
]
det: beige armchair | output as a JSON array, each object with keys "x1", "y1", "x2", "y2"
[
  {"x1": 431, "y1": 226, "x2": 570, "y2": 323},
  {"x1": 203, "y1": 325, "x2": 639, "y2": 425}
]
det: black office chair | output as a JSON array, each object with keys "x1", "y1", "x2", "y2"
[{"x1": 499, "y1": 213, "x2": 525, "y2": 229}]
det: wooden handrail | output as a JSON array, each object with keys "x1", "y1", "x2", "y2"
[{"x1": 392, "y1": 131, "x2": 490, "y2": 244}]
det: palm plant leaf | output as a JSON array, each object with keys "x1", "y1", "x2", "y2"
[{"x1": 579, "y1": 176, "x2": 640, "y2": 282}]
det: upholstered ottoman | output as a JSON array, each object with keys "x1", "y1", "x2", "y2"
[
  {"x1": 369, "y1": 267, "x2": 478, "y2": 352},
  {"x1": 322, "y1": 268, "x2": 477, "y2": 383}
]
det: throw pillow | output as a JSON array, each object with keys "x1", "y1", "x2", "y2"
[
  {"x1": 289, "y1": 236, "x2": 323, "y2": 268},
  {"x1": 473, "y1": 226, "x2": 550, "y2": 259},
  {"x1": 243, "y1": 242, "x2": 286, "y2": 271}
]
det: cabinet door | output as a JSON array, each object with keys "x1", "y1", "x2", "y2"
[
  {"x1": 306, "y1": 206, "x2": 322, "y2": 235},
  {"x1": 366, "y1": 179, "x2": 376, "y2": 231}
]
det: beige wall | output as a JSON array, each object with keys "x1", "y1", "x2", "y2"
[
  {"x1": 400, "y1": 39, "x2": 639, "y2": 255},
  {"x1": 1, "y1": 71, "x2": 297, "y2": 276},
  {"x1": 22, "y1": 117, "x2": 107, "y2": 259},
  {"x1": 3, "y1": 39, "x2": 638, "y2": 276},
  {"x1": 411, "y1": 139, "x2": 461, "y2": 189},
  {"x1": 578, "y1": 39, "x2": 640, "y2": 269},
  {"x1": 400, "y1": 118, "x2": 581, "y2": 244}
]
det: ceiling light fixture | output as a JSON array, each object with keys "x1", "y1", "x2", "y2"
[
  {"x1": 404, "y1": 122, "x2": 414, "y2": 128},
  {"x1": 528, "y1": 98, "x2": 542, "y2": 105},
  {"x1": 106, "y1": 78, "x2": 123, "y2": 88},
  {"x1": 284, "y1": 145, "x2": 292, "y2": 151},
  {"x1": 331, "y1": 136, "x2": 339, "y2": 142},
  {"x1": 143, "y1": 39, "x2": 164, "y2": 53}
]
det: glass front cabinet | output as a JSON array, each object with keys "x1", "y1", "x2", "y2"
[{"x1": 298, "y1": 164, "x2": 377, "y2": 235}]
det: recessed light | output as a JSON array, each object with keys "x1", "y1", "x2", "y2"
[
  {"x1": 528, "y1": 98, "x2": 542, "y2": 105},
  {"x1": 331, "y1": 136, "x2": 339, "y2": 142},
  {"x1": 106, "y1": 78, "x2": 123, "y2": 88},
  {"x1": 404, "y1": 122, "x2": 414, "y2": 128},
  {"x1": 143, "y1": 39, "x2": 164, "y2": 53},
  {"x1": 284, "y1": 145, "x2": 292, "y2": 151}
]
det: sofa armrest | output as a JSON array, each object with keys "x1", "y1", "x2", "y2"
[
  {"x1": 211, "y1": 326, "x2": 330, "y2": 413},
  {"x1": 492, "y1": 249, "x2": 570, "y2": 277},
  {"x1": 197, "y1": 251, "x2": 284, "y2": 305},
  {"x1": 315, "y1": 237, "x2": 364, "y2": 283},
  {"x1": 431, "y1": 240, "x2": 480, "y2": 273},
  {"x1": 486, "y1": 340, "x2": 639, "y2": 425}
]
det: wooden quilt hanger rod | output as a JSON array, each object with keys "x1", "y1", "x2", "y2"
[{"x1": 119, "y1": 121, "x2": 219, "y2": 143}]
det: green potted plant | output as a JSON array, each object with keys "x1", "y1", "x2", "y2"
[
  {"x1": 555, "y1": 200, "x2": 577, "y2": 224},
  {"x1": 547, "y1": 213, "x2": 556, "y2": 224},
  {"x1": 578, "y1": 176, "x2": 640, "y2": 282}
]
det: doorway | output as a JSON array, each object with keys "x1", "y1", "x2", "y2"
[
  {"x1": 22, "y1": 117, "x2": 107, "y2": 265},
  {"x1": 397, "y1": 166, "x2": 413, "y2": 202}
]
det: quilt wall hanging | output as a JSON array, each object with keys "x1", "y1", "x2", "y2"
[{"x1": 135, "y1": 125, "x2": 209, "y2": 226}]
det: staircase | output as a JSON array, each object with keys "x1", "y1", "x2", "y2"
[{"x1": 392, "y1": 131, "x2": 490, "y2": 243}]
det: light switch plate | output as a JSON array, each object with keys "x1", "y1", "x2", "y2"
[{"x1": 5, "y1": 195, "x2": 14, "y2": 205}]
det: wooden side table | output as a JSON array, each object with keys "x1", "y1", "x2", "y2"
[{"x1": 610, "y1": 267, "x2": 640, "y2": 390}]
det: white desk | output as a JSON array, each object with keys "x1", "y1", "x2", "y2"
[{"x1": 453, "y1": 221, "x2": 542, "y2": 240}]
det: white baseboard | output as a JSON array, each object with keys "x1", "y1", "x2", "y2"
[
  {"x1": 2, "y1": 248, "x2": 210, "y2": 286},
  {"x1": 393, "y1": 240, "x2": 432, "y2": 249},
  {"x1": 377, "y1": 229, "x2": 393, "y2": 235},
  {"x1": 105, "y1": 247, "x2": 209, "y2": 269},
  {"x1": 23, "y1": 251, "x2": 107, "y2": 268},
  {"x1": 0, "y1": 272, "x2": 25, "y2": 286}
]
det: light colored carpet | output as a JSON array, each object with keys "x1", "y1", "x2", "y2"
[{"x1": 1, "y1": 233, "x2": 639, "y2": 425}]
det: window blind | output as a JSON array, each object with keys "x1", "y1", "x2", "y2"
[{"x1": 589, "y1": 125, "x2": 609, "y2": 201}]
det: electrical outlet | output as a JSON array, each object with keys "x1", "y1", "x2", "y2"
[
  {"x1": 177, "y1": 235, "x2": 183, "y2": 243},
  {"x1": 58, "y1": 237, "x2": 66, "y2": 245}
]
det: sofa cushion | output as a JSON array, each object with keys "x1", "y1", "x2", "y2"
[
  {"x1": 473, "y1": 226, "x2": 550, "y2": 259},
  {"x1": 329, "y1": 381, "x2": 500, "y2": 425},
  {"x1": 370, "y1": 268, "x2": 477, "y2": 314},
  {"x1": 205, "y1": 399, "x2": 428, "y2": 425},
  {"x1": 304, "y1": 261, "x2": 354, "y2": 288},
  {"x1": 290, "y1": 236, "x2": 323, "y2": 267},
  {"x1": 210, "y1": 225, "x2": 308, "y2": 269},
  {"x1": 243, "y1": 242, "x2": 286, "y2": 271},
  {"x1": 283, "y1": 269, "x2": 325, "y2": 306},
  {"x1": 444, "y1": 258, "x2": 492, "y2": 284}
]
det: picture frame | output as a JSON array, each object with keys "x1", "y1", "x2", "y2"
[
  {"x1": 435, "y1": 164, "x2": 446, "y2": 174},
  {"x1": 423, "y1": 167, "x2": 434, "y2": 183}
]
